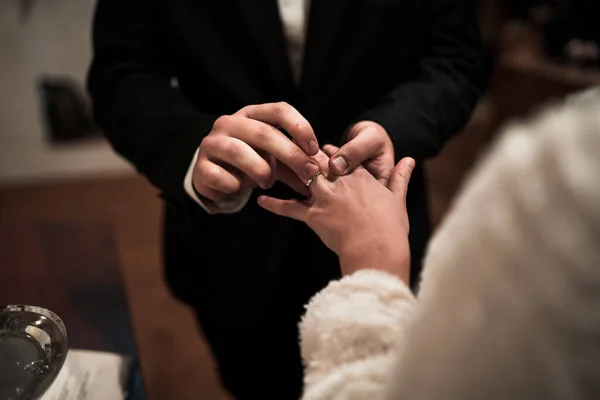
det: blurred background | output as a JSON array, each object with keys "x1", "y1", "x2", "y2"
[{"x1": 1, "y1": 0, "x2": 599, "y2": 399}]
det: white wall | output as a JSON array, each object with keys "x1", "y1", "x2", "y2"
[{"x1": 0, "y1": 0, "x2": 133, "y2": 186}]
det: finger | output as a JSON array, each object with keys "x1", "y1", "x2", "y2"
[
  {"x1": 257, "y1": 196, "x2": 309, "y2": 222},
  {"x1": 324, "y1": 145, "x2": 368, "y2": 172},
  {"x1": 389, "y1": 158, "x2": 415, "y2": 202},
  {"x1": 257, "y1": 150, "x2": 277, "y2": 189},
  {"x1": 193, "y1": 184, "x2": 229, "y2": 203},
  {"x1": 319, "y1": 146, "x2": 339, "y2": 180},
  {"x1": 312, "y1": 150, "x2": 330, "y2": 176},
  {"x1": 321, "y1": 144, "x2": 340, "y2": 157},
  {"x1": 274, "y1": 162, "x2": 310, "y2": 196},
  {"x1": 202, "y1": 135, "x2": 273, "y2": 189},
  {"x1": 236, "y1": 102, "x2": 319, "y2": 155},
  {"x1": 217, "y1": 115, "x2": 320, "y2": 181},
  {"x1": 307, "y1": 171, "x2": 329, "y2": 196},
  {"x1": 195, "y1": 158, "x2": 243, "y2": 194},
  {"x1": 329, "y1": 125, "x2": 386, "y2": 175}
]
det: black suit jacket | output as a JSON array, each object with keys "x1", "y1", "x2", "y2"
[{"x1": 88, "y1": 0, "x2": 486, "y2": 397}]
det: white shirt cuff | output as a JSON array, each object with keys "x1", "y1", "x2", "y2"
[{"x1": 183, "y1": 149, "x2": 253, "y2": 214}]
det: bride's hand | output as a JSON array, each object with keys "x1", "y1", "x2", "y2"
[{"x1": 258, "y1": 148, "x2": 415, "y2": 284}]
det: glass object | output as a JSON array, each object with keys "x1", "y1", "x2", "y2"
[{"x1": 0, "y1": 305, "x2": 68, "y2": 400}]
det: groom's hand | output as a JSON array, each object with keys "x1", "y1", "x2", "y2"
[
  {"x1": 193, "y1": 102, "x2": 321, "y2": 202},
  {"x1": 272, "y1": 149, "x2": 331, "y2": 196},
  {"x1": 327, "y1": 121, "x2": 395, "y2": 185}
]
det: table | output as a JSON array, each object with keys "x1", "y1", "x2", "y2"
[{"x1": 0, "y1": 221, "x2": 145, "y2": 398}]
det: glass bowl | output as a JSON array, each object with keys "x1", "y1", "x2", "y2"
[{"x1": 0, "y1": 305, "x2": 68, "y2": 400}]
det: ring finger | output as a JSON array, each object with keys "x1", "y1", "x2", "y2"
[{"x1": 306, "y1": 170, "x2": 329, "y2": 197}]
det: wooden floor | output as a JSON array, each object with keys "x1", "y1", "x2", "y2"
[
  {"x1": 0, "y1": 101, "x2": 494, "y2": 400},
  {"x1": 0, "y1": 177, "x2": 229, "y2": 399}
]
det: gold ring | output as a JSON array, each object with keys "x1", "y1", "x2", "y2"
[{"x1": 305, "y1": 171, "x2": 321, "y2": 188}]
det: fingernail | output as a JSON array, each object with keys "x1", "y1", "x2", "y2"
[
  {"x1": 305, "y1": 162, "x2": 319, "y2": 178},
  {"x1": 307, "y1": 140, "x2": 319, "y2": 155},
  {"x1": 333, "y1": 156, "x2": 348, "y2": 173},
  {"x1": 257, "y1": 196, "x2": 267, "y2": 205}
]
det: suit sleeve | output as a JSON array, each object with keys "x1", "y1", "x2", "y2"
[
  {"x1": 87, "y1": 0, "x2": 216, "y2": 206},
  {"x1": 360, "y1": 0, "x2": 487, "y2": 160}
]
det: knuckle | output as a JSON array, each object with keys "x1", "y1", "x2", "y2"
[
  {"x1": 307, "y1": 207, "x2": 321, "y2": 222},
  {"x1": 213, "y1": 115, "x2": 232, "y2": 130},
  {"x1": 202, "y1": 164, "x2": 223, "y2": 187},
  {"x1": 237, "y1": 105, "x2": 250, "y2": 115},
  {"x1": 295, "y1": 120, "x2": 311, "y2": 135},
  {"x1": 289, "y1": 146, "x2": 308, "y2": 164},
  {"x1": 199, "y1": 135, "x2": 217, "y2": 152},
  {"x1": 355, "y1": 167, "x2": 369, "y2": 177},
  {"x1": 254, "y1": 124, "x2": 275, "y2": 143},
  {"x1": 195, "y1": 159, "x2": 207, "y2": 174},
  {"x1": 222, "y1": 139, "x2": 243, "y2": 159},
  {"x1": 334, "y1": 175, "x2": 351, "y2": 189},
  {"x1": 321, "y1": 186, "x2": 335, "y2": 199},
  {"x1": 274, "y1": 101, "x2": 291, "y2": 115}
]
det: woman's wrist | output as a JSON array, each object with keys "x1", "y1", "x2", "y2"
[{"x1": 339, "y1": 241, "x2": 410, "y2": 285}]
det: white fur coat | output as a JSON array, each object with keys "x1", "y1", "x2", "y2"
[{"x1": 299, "y1": 88, "x2": 600, "y2": 400}]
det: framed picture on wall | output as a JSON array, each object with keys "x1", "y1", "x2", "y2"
[
  {"x1": 0, "y1": 0, "x2": 131, "y2": 184},
  {"x1": 36, "y1": 74, "x2": 101, "y2": 144},
  {"x1": 21, "y1": 0, "x2": 101, "y2": 145}
]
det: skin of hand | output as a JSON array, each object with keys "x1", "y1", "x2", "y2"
[
  {"x1": 192, "y1": 102, "x2": 321, "y2": 202},
  {"x1": 328, "y1": 121, "x2": 396, "y2": 185},
  {"x1": 272, "y1": 149, "x2": 332, "y2": 197},
  {"x1": 257, "y1": 146, "x2": 415, "y2": 284}
]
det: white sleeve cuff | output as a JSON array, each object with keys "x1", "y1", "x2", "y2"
[
  {"x1": 300, "y1": 269, "x2": 416, "y2": 390},
  {"x1": 183, "y1": 149, "x2": 253, "y2": 214}
]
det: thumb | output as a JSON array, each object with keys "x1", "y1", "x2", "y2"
[
  {"x1": 328, "y1": 128, "x2": 382, "y2": 175},
  {"x1": 389, "y1": 158, "x2": 415, "y2": 202},
  {"x1": 321, "y1": 144, "x2": 340, "y2": 157}
]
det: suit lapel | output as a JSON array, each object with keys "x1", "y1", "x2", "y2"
[
  {"x1": 300, "y1": 0, "x2": 353, "y2": 94},
  {"x1": 236, "y1": 0, "x2": 296, "y2": 96}
]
